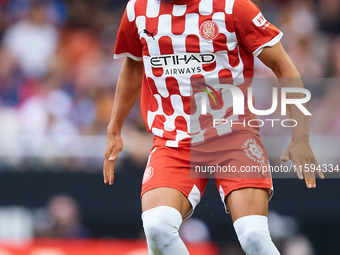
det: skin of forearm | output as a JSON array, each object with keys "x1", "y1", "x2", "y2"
[
  {"x1": 272, "y1": 62, "x2": 310, "y2": 140},
  {"x1": 107, "y1": 58, "x2": 144, "y2": 135}
]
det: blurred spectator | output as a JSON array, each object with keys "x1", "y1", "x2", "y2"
[
  {"x1": 283, "y1": 235, "x2": 314, "y2": 255},
  {"x1": 0, "y1": 48, "x2": 21, "y2": 106},
  {"x1": 35, "y1": 195, "x2": 91, "y2": 238},
  {"x1": 179, "y1": 218, "x2": 211, "y2": 243},
  {"x1": 0, "y1": 206, "x2": 34, "y2": 240},
  {"x1": 277, "y1": 0, "x2": 326, "y2": 78},
  {"x1": 318, "y1": 0, "x2": 340, "y2": 35},
  {"x1": 268, "y1": 211, "x2": 315, "y2": 255},
  {"x1": 3, "y1": 0, "x2": 59, "y2": 78},
  {"x1": 308, "y1": 81, "x2": 340, "y2": 135},
  {"x1": 6, "y1": 0, "x2": 66, "y2": 26},
  {"x1": 328, "y1": 36, "x2": 340, "y2": 77},
  {"x1": 0, "y1": 1, "x2": 9, "y2": 40}
]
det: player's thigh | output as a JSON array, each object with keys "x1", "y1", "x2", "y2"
[
  {"x1": 142, "y1": 187, "x2": 192, "y2": 219},
  {"x1": 226, "y1": 187, "x2": 269, "y2": 222}
]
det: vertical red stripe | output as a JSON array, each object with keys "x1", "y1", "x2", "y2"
[
  {"x1": 218, "y1": 69, "x2": 233, "y2": 84},
  {"x1": 175, "y1": 116, "x2": 188, "y2": 132},
  {"x1": 185, "y1": 34, "x2": 200, "y2": 52},
  {"x1": 172, "y1": 16, "x2": 186, "y2": 35},
  {"x1": 134, "y1": 0, "x2": 147, "y2": 18},
  {"x1": 213, "y1": 0, "x2": 226, "y2": 13},
  {"x1": 146, "y1": 77, "x2": 161, "y2": 112},
  {"x1": 228, "y1": 47, "x2": 240, "y2": 67},
  {"x1": 165, "y1": 77, "x2": 180, "y2": 95},
  {"x1": 225, "y1": 14, "x2": 235, "y2": 33},
  {"x1": 152, "y1": 67, "x2": 164, "y2": 77},
  {"x1": 159, "y1": 36, "x2": 174, "y2": 55},
  {"x1": 141, "y1": 38, "x2": 150, "y2": 56},
  {"x1": 152, "y1": 115, "x2": 166, "y2": 131},
  {"x1": 145, "y1": 18, "x2": 159, "y2": 39},
  {"x1": 213, "y1": 33, "x2": 228, "y2": 52},
  {"x1": 202, "y1": 61, "x2": 216, "y2": 72}
]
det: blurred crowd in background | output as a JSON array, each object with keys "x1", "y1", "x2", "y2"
[
  {"x1": 0, "y1": 0, "x2": 152, "y2": 170},
  {"x1": 0, "y1": 1, "x2": 338, "y2": 254},
  {"x1": 0, "y1": 0, "x2": 339, "y2": 170}
]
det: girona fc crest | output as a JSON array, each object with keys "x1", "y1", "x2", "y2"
[
  {"x1": 242, "y1": 139, "x2": 265, "y2": 164},
  {"x1": 142, "y1": 166, "x2": 154, "y2": 184},
  {"x1": 200, "y1": 20, "x2": 219, "y2": 40}
]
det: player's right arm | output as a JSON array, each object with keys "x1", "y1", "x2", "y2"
[{"x1": 103, "y1": 57, "x2": 144, "y2": 185}]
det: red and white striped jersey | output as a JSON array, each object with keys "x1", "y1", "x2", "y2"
[{"x1": 114, "y1": 0, "x2": 282, "y2": 147}]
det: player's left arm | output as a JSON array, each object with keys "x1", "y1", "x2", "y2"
[{"x1": 258, "y1": 42, "x2": 325, "y2": 188}]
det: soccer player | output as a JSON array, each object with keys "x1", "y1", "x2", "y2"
[{"x1": 103, "y1": 0, "x2": 324, "y2": 254}]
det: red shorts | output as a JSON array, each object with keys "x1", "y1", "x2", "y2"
[{"x1": 141, "y1": 131, "x2": 273, "y2": 219}]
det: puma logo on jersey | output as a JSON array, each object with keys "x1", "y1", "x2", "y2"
[{"x1": 143, "y1": 29, "x2": 156, "y2": 40}]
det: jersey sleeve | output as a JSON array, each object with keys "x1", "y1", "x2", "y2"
[
  {"x1": 114, "y1": 6, "x2": 143, "y2": 61},
  {"x1": 232, "y1": 0, "x2": 283, "y2": 56}
]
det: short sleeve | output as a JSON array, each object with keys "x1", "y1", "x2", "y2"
[
  {"x1": 114, "y1": 7, "x2": 143, "y2": 61},
  {"x1": 233, "y1": 0, "x2": 283, "y2": 56}
]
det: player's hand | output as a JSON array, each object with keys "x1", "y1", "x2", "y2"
[
  {"x1": 280, "y1": 138, "x2": 324, "y2": 188},
  {"x1": 103, "y1": 133, "x2": 123, "y2": 185}
]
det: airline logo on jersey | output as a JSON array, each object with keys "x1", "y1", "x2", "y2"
[
  {"x1": 150, "y1": 53, "x2": 216, "y2": 76},
  {"x1": 252, "y1": 13, "x2": 270, "y2": 29},
  {"x1": 199, "y1": 20, "x2": 219, "y2": 40}
]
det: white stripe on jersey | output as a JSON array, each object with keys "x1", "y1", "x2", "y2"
[
  {"x1": 199, "y1": 0, "x2": 213, "y2": 15},
  {"x1": 146, "y1": 0, "x2": 160, "y2": 18},
  {"x1": 225, "y1": 0, "x2": 236, "y2": 14},
  {"x1": 173, "y1": 4, "x2": 187, "y2": 16},
  {"x1": 127, "y1": 0, "x2": 137, "y2": 22}
]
